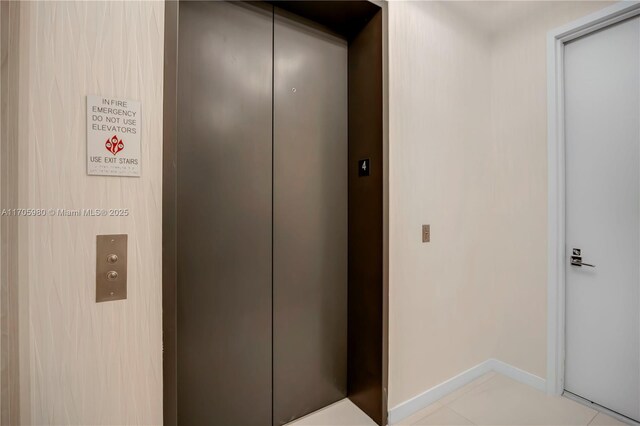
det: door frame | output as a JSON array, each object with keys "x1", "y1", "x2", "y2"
[
  {"x1": 547, "y1": 0, "x2": 640, "y2": 396},
  {"x1": 162, "y1": 1, "x2": 390, "y2": 424}
]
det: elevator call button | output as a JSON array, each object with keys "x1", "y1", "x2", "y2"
[{"x1": 96, "y1": 234, "x2": 128, "y2": 303}]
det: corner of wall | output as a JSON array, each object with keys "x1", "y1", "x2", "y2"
[{"x1": 388, "y1": 358, "x2": 546, "y2": 425}]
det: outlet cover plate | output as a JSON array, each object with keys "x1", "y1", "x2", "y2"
[{"x1": 422, "y1": 224, "x2": 430, "y2": 243}]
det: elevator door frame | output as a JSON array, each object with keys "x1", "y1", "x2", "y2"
[{"x1": 162, "y1": 1, "x2": 389, "y2": 424}]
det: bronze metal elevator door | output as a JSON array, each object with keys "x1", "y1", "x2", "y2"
[
  {"x1": 273, "y1": 10, "x2": 348, "y2": 426},
  {"x1": 177, "y1": 2, "x2": 273, "y2": 425},
  {"x1": 177, "y1": 3, "x2": 348, "y2": 425}
]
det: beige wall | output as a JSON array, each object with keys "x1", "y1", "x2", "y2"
[
  {"x1": 388, "y1": 0, "x2": 495, "y2": 408},
  {"x1": 10, "y1": 0, "x2": 619, "y2": 421},
  {"x1": 2, "y1": 2, "x2": 28, "y2": 424},
  {"x1": 16, "y1": 1, "x2": 164, "y2": 424},
  {"x1": 388, "y1": 0, "x2": 611, "y2": 409},
  {"x1": 487, "y1": 0, "x2": 612, "y2": 378}
]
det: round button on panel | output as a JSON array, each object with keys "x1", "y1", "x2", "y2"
[
  {"x1": 106, "y1": 270, "x2": 119, "y2": 281},
  {"x1": 107, "y1": 254, "x2": 119, "y2": 264}
]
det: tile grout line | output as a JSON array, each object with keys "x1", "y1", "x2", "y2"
[
  {"x1": 409, "y1": 372, "x2": 621, "y2": 426},
  {"x1": 409, "y1": 374, "x2": 499, "y2": 426},
  {"x1": 443, "y1": 375, "x2": 602, "y2": 426},
  {"x1": 406, "y1": 403, "x2": 442, "y2": 426},
  {"x1": 586, "y1": 411, "x2": 598, "y2": 426},
  {"x1": 441, "y1": 404, "x2": 479, "y2": 426},
  {"x1": 440, "y1": 373, "x2": 500, "y2": 407}
]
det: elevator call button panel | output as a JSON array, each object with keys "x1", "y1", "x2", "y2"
[{"x1": 96, "y1": 234, "x2": 128, "y2": 303}]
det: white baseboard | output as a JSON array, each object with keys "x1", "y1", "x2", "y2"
[
  {"x1": 387, "y1": 359, "x2": 546, "y2": 425},
  {"x1": 387, "y1": 360, "x2": 494, "y2": 424}
]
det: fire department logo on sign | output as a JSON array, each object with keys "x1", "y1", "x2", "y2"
[
  {"x1": 105, "y1": 135, "x2": 124, "y2": 155},
  {"x1": 87, "y1": 95, "x2": 140, "y2": 176}
]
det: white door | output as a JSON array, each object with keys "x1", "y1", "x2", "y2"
[{"x1": 565, "y1": 15, "x2": 640, "y2": 422}]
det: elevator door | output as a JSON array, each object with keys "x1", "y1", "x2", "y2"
[
  {"x1": 177, "y1": 3, "x2": 349, "y2": 425},
  {"x1": 177, "y1": 2, "x2": 273, "y2": 425},
  {"x1": 273, "y1": 10, "x2": 349, "y2": 425}
]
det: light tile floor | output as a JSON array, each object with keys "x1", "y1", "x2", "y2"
[
  {"x1": 290, "y1": 373, "x2": 631, "y2": 426},
  {"x1": 288, "y1": 399, "x2": 377, "y2": 426}
]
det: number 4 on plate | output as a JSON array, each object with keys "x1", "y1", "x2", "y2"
[{"x1": 358, "y1": 159, "x2": 370, "y2": 177}]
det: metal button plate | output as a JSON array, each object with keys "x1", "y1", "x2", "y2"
[{"x1": 96, "y1": 234, "x2": 127, "y2": 302}]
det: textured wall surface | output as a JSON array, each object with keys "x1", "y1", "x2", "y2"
[
  {"x1": 487, "y1": 0, "x2": 611, "y2": 382},
  {"x1": 20, "y1": 1, "x2": 164, "y2": 424},
  {"x1": 1, "y1": 2, "x2": 24, "y2": 423},
  {"x1": 388, "y1": 0, "x2": 495, "y2": 408},
  {"x1": 388, "y1": 0, "x2": 611, "y2": 409}
]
